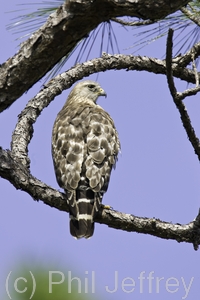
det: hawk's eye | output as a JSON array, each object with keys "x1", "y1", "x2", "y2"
[{"x1": 88, "y1": 84, "x2": 95, "y2": 89}]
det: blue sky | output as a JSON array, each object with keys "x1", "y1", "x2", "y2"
[{"x1": 1, "y1": 1, "x2": 200, "y2": 299}]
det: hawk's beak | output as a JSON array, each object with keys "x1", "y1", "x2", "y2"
[{"x1": 98, "y1": 88, "x2": 107, "y2": 98}]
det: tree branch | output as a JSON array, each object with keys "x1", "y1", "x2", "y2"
[
  {"x1": 166, "y1": 29, "x2": 200, "y2": 161},
  {"x1": 174, "y1": 41, "x2": 200, "y2": 68},
  {"x1": 1, "y1": 0, "x2": 200, "y2": 251},
  {"x1": 10, "y1": 52, "x2": 200, "y2": 169},
  {"x1": 166, "y1": 29, "x2": 177, "y2": 99},
  {"x1": 1, "y1": 146, "x2": 200, "y2": 249},
  {"x1": 111, "y1": 17, "x2": 157, "y2": 27},
  {"x1": 0, "y1": 47, "x2": 197, "y2": 248},
  {"x1": 96, "y1": 208, "x2": 200, "y2": 251},
  {"x1": 180, "y1": 6, "x2": 200, "y2": 27},
  {"x1": 0, "y1": 147, "x2": 68, "y2": 211},
  {"x1": 0, "y1": 0, "x2": 190, "y2": 112}
]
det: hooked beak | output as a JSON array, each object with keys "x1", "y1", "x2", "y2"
[{"x1": 98, "y1": 88, "x2": 107, "y2": 98}]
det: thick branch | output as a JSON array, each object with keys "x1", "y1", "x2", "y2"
[
  {"x1": 0, "y1": 0, "x2": 190, "y2": 112},
  {"x1": 0, "y1": 147, "x2": 67, "y2": 211},
  {"x1": 1, "y1": 146, "x2": 200, "y2": 248}
]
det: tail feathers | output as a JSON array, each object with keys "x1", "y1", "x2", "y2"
[
  {"x1": 69, "y1": 190, "x2": 102, "y2": 239},
  {"x1": 70, "y1": 214, "x2": 94, "y2": 239}
]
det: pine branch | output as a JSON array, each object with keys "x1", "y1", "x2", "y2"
[
  {"x1": 111, "y1": 18, "x2": 157, "y2": 27},
  {"x1": 180, "y1": 6, "x2": 200, "y2": 27},
  {"x1": 173, "y1": 41, "x2": 200, "y2": 68},
  {"x1": 166, "y1": 29, "x2": 200, "y2": 161},
  {"x1": 0, "y1": 47, "x2": 199, "y2": 249},
  {"x1": 1, "y1": 146, "x2": 200, "y2": 249},
  {"x1": 0, "y1": 0, "x2": 190, "y2": 112},
  {"x1": 0, "y1": 147, "x2": 67, "y2": 211},
  {"x1": 10, "y1": 53, "x2": 200, "y2": 169}
]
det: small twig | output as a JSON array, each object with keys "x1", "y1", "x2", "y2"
[
  {"x1": 166, "y1": 29, "x2": 200, "y2": 161},
  {"x1": 174, "y1": 41, "x2": 200, "y2": 68},
  {"x1": 191, "y1": 53, "x2": 199, "y2": 87},
  {"x1": 111, "y1": 17, "x2": 156, "y2": 27},
  {"x1": 177, "y1": 86, "x2": 200, "y2": 101},
  {"x1": 166, "y1": 28, "x2": 177, "y2": 99},
  {"x1": 193, "y1": 209, "x2": 200, "y2": 250}
]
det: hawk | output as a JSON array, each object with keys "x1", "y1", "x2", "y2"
[{"x1": 52, "y1": 80, "x2": 120, "y2": 239}]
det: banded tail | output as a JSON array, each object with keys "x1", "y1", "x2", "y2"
[{"x1": 67, "y1": 190, "x2": 102, "y2": 239}]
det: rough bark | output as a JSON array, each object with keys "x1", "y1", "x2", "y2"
[
  {"x1": 0, "y1": 147, "x2": 67, "y2": 211},
  {"x1": 0, "y1": 0, "x2": 189, "y2": 112}
]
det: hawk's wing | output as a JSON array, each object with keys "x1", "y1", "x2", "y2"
[{"x1": 52, "y1": 87, "x2": 120, "y2": 239}]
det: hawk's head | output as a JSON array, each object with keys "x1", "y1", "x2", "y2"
[{"x1": 69, "y1": 80, "x2": 107, "y2": 103}]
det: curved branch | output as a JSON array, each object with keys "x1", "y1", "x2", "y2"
[
  {"x1": 3, "y1": 49, "x2": 200, "y2": 249},
  {"x1": 0, "y1": 146, "x2": 200, "y2": 249},
  {"x1": 0, "y1": 147, "x2": 68, "y2": 212},
  {"x1": 0, "y1": 0, "x2": 190, "y2": 112},
  {"x1": 11, "y1": 53, "x2": 200, "y2": 166}
]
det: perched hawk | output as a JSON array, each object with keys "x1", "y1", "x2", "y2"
[{"x1": 52, "y1": 80, "x2": 120, "y2": 239}]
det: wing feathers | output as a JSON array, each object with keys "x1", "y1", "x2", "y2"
[{"x1": 52, "y1": 81, "x2": 120, "y2": 238}]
